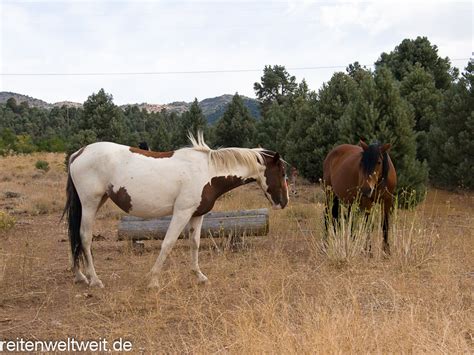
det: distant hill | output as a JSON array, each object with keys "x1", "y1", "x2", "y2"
[
  {"x1": 0, "y1": 91, "x2": 53, "y2": 109},
  {"x1": 198, "y1": 95, "x2": 261, "y2": 124},
  {"x1": 0, "y1": 91, "x2": 261, "y2": 123},
  {"x1": 122, "y1": 95, "x2": 261, "y2": 123}
]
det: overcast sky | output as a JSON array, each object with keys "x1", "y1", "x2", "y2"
[{"x1": 0, "y1": 0, "x2": 471, "y2": 105}]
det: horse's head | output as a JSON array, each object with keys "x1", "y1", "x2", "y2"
[
  {"x1": 359, "y1": 140, "x2": 391, "y2": 199},
  {"x1": 258, "y1": 151, "x2": 289, "y2": 209}
]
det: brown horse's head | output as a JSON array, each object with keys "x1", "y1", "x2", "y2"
[
  {"x1": 260, "y1": 151, "x2": 289, "y2": 209},
  {"x1": 359, "y1": 140, "x2": 391, "y2": 199}
]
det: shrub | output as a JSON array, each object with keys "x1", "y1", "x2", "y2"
[
  {"x1": 0, "y1": 211, "x2": 16, "y2": 230},
  {"x1": 35, "y1": 160, "x2": 50, "y2": 172}
]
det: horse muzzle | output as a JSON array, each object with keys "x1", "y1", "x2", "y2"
[{"x1": 361, "y1": 187, "x2": 374, "y2": 199}]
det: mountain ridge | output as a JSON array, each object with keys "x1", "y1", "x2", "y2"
[{"x1": 0, "y1": 91, "x2": 261, "y2": 123}]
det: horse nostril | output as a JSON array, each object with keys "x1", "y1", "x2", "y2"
[{"x1": 361, "y1": 187, "x2": 372, "y2": 197}]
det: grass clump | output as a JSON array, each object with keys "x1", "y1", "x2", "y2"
[
  {"x1": 0, "y1": 210, "x2": 16, "y2": 230},
  {"x1": 35, "y1": 159, "x2": 50, "y2": 172}
]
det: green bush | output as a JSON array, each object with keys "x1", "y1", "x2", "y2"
[{"x1": 35, "y1": 160, "x2": 50, "y2": 172}]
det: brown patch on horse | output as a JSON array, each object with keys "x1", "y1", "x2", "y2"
[
  {"x1": 193, "y1": 176, "x2": 255, "y2": 216},
  {"x1": 69, "y1": 147, "x2": 85, "y2": 165},
  {"x1": 129, "y1": 147, "x2": 174, "y2": 159},
  {"x1": 107, "y1": 185, "x2": 132, "y2": 213}
]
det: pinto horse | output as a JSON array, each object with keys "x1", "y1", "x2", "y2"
[
  {"x1": 64, "y1": 133, "x2": 289, "y2": 288},
  {"x1": 323, "y1": 141, "x2": 397, "y2": 254}
]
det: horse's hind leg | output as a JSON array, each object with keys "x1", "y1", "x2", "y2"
[
  {"x1": 331, "y1": 195, "x2": 340, "y2": 232},
  {"x1": 188, "y1": 216, "x2": 208, "y2": 284},
  {"x1": 80, "y1": 199, "x2": 105, "y2": 288},
  {"x1": 382, "y1": 203, "x2": 391, "y2": 255}
]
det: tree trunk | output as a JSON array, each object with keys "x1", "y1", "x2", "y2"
[{"x1": 117, "y1": 208, "x2": 269, "y2": 240}]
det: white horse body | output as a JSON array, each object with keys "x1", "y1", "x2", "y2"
[
  {"x1": 65, "y1": 134, "x2": 289, "y2": 288},
  {"x1": 71, "y1": 142, "x2": 209, "y2": 218}
]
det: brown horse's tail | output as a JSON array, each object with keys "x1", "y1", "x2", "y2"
[{"x1": 62, "y1": 172, "x2": 83, "y2": 268}]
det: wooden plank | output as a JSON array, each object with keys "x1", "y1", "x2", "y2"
[{"x1": 117, "y1": 208, "x2": 269, "y2": 240}]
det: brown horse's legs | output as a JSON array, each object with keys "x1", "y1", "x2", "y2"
[
  {"x1": 331, "y1": 195, "x2": 339, "y2": 222},
  {"x1": 364, "y1": 212, "x2": 373, "y2": 254},
  {"x1": 382, "y1": 214, "x2": 390, "y2": 254},
  {"x1": 323, "y1": 194, "x2": 339, "y2": 247},
  {"x1": 382, "y1": 204, "x2": 391, "y2": 255}
]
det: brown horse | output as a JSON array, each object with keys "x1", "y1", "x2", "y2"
[{"x1": 323, "y1": 140, "x2": 397, "y2": 254}]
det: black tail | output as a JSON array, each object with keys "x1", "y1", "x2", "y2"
[{"x1": 62, "y1": 172, "x2": 83, "y2": 268}]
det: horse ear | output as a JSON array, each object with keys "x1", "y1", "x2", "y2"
[
  {"x1": 359, "y1": 140, "x2": 369, "y2": 151},
  {"x1": 381, "y1": 143, "x2": 391, "y2": 153},
  {"x1": 273, "y1": 152, "x2": 280, "y2": 162}
]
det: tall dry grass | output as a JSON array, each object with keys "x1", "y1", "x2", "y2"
[{"x1": 0, "y1": 153, "x2": 472, "y2": 353}]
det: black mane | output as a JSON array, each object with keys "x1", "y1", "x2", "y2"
[
  {"x1": 361, "y1": 143, "x2": 381, "y2": 175},
  {"x1": 360, "y1": 142, "x2": 390, "y2": 186}
]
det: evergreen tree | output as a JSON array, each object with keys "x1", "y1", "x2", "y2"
[
  {"x1": 148, "y1": 111, "x2": 174, "y2": 151},
  {"x1": 429, "y1": 61, "x2": 474, "y2": 189},
  {"x1": 400, "y1": 64, "x2": 442, "y2": 161},
  {"x1": 254, "y1": 65, "x2": 298, "y2": 114},
  {"x1": 254, "y1": 102, "x2": 289, "y2": 154},
  {"x1": 0, "y1": 128, "x2": 17, "y2": 155},
  {"x1": 176, "y1": 98, "x2": 208, "y2": 146},
  {"x1": 375, "y1": 36, "x2": 456, "y2": 91},
  {"x1": 81, "y1": 88, "x2": 126, "y2": 143},
  {"x1": 214, "y1": 93, "x2": 256, "y2": 147}
]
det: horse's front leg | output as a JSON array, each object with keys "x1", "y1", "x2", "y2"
[
  {"x1": 188, "y1": 216, "x2": 208, "y2": 284},
  {"x1": 382, "y1": 202, "x2": 391, "y2": 255},
  {"x1": 148, "y1": 207, "x2": 194, "y2": 288}
]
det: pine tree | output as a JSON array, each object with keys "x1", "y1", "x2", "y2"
[
  {"x1": 214, "y1": 93, "x2": 256, "y2": 148},
  {"x1": 254, "y1": 65, "x2": 298, "y2": 114},
  {"x1": 81, "y1": 88, "x2": 126, "y2": 143},
  {"x1": 375, "y1": 36, "x2": 457, "y2": 91},
  {"x1": 429, "y1": 61, "x2": 474, "y2": 189},
  {"x1": 286, "y1": 71, "x2": 357, "y2": 181},
  {"x1": 400, "y1": 64, "x2": 442, "y2": 162},
  {"x1": 177, "y1": 98, "x2": 208, "y2": 146},
  {"x1": 254, "y1": 102, "x2": 288, "y2": 154}
]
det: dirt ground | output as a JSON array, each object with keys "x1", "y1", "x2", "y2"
[{"x1": 0, "y1": 153, "x2": 472, "y2": 353}]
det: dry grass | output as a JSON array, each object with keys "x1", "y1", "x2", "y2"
[{"x1": 0, "y1": 153, "x2": 472, "y2": 353}]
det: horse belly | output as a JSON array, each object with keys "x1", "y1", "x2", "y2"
[{"x1": 110, "y1": 175, "x2": 180, "y2": 218}]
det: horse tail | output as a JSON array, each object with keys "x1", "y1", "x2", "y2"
[{"x1": 62, "y1": 170, "x2": 83, "y2": 268}]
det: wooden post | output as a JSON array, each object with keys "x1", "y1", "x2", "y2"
[{"x1": 117, "y1": 208, "x2": 269, "y2": 241}]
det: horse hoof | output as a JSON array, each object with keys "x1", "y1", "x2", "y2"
[
  {"x1": 89, "y1": 279, "x2": 104, "y2": 288},
  {"x1": 196, "y1": 273, "x2": 209, "y2": 285},
  {"x1": 74, "y1": 274, "x2": 89, "y2": 285},
  {"x1": 148, "y1": 279, "x2": 160, "y2": 289}
]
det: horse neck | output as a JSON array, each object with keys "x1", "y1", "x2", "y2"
[{"x1": 209, "y1": 162, "x2": 259, "y2": 183}]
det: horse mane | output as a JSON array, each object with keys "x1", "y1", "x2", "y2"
[
  {"x1": 187, "y1": 131, "x2": 265, "y2": 174},
  {"x1": 360, "y1": 142, "x2": 390, "y2": 187}
]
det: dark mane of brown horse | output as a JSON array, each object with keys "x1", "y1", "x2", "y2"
[{"x1": 360, "y1": 143, "x2": 390, "y2": 187}]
